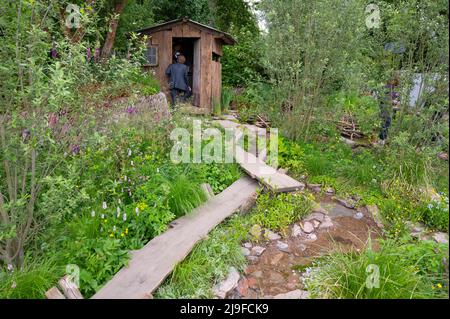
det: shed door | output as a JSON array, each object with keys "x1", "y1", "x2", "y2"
[
  {"x1": 193, "y1": 39, "x2": 201, "y2": 107},
  {"x1": 211, "y1": 59, "x2": 222, "y2": 109}
]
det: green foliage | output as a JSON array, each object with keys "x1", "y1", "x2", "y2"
[
  {"x1": 250, "y1": 192, "x2": 313, "y2": 236},
  {"x1": 420, "y1": 195, "x2": 449, "y2": 232},
  {"x1": 156, "y1": 214, "x2": 250, "y2": 298},
  {"x1": 221, "y1": 87, "x2": 234, "y2": 112},
  {"x1": 0, "y1": 257, "x2": 61, "y2": 299},
  {"x1": 151, "y1": 0, "x2": 212, "y2": 24},
  {"x1": 305, "y1": 240, "x2": 448, "y2": 299},
  {"x1": 222, "y1": 27, "x2": 264, "y2": 87},
  {"x1": 165, "y1": 174, "x2": 207, "y2": 218}
]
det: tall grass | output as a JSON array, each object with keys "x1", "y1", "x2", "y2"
[
  {"x1": 166, "y1": 174, "x2": 207, "y2": 217},
  {"x1": 0, "y1": 258, "x2": 61, "y2": 299},
  {"x1": 221, "y1": 87, "x2": 234, "y2": 112},
  {"x1": 305, "y1": 240, "x2": 447, "y2": 299}
]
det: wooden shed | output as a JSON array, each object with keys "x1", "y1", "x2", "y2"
[{"x1": 137, "y1": 18, "x2": 236, "y2": 111}]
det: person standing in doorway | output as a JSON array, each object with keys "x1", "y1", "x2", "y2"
[{"x1": 166, "y1": 55, "x2": 192, "y2": 107}]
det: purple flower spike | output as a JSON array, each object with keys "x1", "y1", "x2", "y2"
[
  {"x1": 126, "y1": 106, "x2": 138, "y2": 114},
  {"x1": 71, "y1": 144, "x2": 81, "y2": 155}
]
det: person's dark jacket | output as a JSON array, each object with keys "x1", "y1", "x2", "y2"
[{"x1": 166, "y1": 63, "x2": 189, "y2": 91}]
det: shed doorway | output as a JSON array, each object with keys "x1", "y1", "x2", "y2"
[{"x1": 172, "y1": 37, "x2": 201, "y2": 107}]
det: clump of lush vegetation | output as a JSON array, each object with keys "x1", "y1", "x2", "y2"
[
  {"x1": 250, "y1": 192, "x2": 313, "y2": 236},
  {"x1": 305, "y1": 239, "x2": 449, "y2": 299}
]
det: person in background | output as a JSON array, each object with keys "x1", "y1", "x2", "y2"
[
  {"x1": 378, "y1": 71, "x2": 401, "y2": 145},
  {"x1": 165, "y1": 54, "x2": 191, "y2": 107}
]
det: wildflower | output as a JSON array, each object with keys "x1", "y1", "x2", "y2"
[
  {"x1": 116, "y1": 207, "x2": 121, "y2": 218},
  {"x1": 157, "y1": 167, "x2": 160, "y2": 173},
  {"x1": 437, "y1": 283, "x2": 443, "y2": 289},
  {"x1": 109, "y1": 233, "x2": 114, "y2": 238},
  {"x1": 131, "y1": 160, "x2": 134, "y2": 166},
  {"x1": 11, "y1": 281, "x2": 16, "y2": 289},
  {"x1": 125, "y1": 228, "x2": 129, "y2": 234},
  {"x1": 128, "y1": 149, "x2": 132, "y2": 157},
  {"x1": 121, "y1": 233, "x2": 125, "y2": 237},
  {"x1": 113, "y1": 226, "x2": 117, "y2": 232},
  {"x1": 135, "y1": 207, "x2": 139, "y2": 215},
  {"x1": 428, "y1": 203, "x2": 434, "y2": 210},
  {"x1": 123, "y1": 213, "x2": 127, "y2": 221},
  {"x1": 91, "y1": 211, "x2": 96, "y2": 217},
  {"x1": 7, "y1": 264, "x2": 13, "y2": 272},
  {"x1": 100, "y1": 227, "x2": 103, "y2": 232},
  {"x1": 101, "y1": 214, "x2": 105, "y2": 219},
  {"x1": 102, "y1": 202, "x2": 107, "y2": 209},
  {"x1": 118, "y1": 199, "x2": 122, "y2": 205}
]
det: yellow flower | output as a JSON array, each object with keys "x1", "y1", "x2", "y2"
[
  {"x1": 437, "y1": 283, "x2": 443, "y2": 289},
  {"x1": 121, "y1": 233, "x2": 125, "y2": 237},
  {"x1": 109, "y1": 233, "x2": 114, "y2": 238},
  {"x1": 125, "y1": 228, "x2": 129, "y2": 234}
]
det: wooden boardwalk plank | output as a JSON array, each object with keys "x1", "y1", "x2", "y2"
[
  {"x1": 234, "y1": 146, "x2": 304, "y2": 193},
  {"x1": 92, "y1": 176, "x2": 259, "y2": 299},
  {"x1": 216, "y1": 120, "x2": 305, "y2": 193}
]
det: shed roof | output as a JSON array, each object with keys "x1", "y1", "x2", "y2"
[{"x1": 135, "y1": 17, "x2": 236, "y2": 45}]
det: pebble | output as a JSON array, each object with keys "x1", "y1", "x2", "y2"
[
  {"x1": 354, "y1": 212, "x2": 364, "y2": 219},
  {"x1": 241, "y1": 247, "x2": 251, "y2": 256},
  {"x1": 306, "y1": 233, "x2": 317, "y2": 242},
  {"x1": 305, "y1": 212, "x2": 326, "y2": 223},
  {"x1": 432, "y1": 232, "x2": 449, "y2": 244},
  {"x1": 213, "y1": 267, "x2": 240, "y2": 299},
  {"x1": 243, "y1": 242, "x2": 252, "y2": 249},
  {"x1": 276, "y1": 241, "x2": 290, "y2": 253},
  {"x1": 292, "y1": 224, "x2": 303, "y2": 237},
  {"x1": 336, "y1": 198, "x2": 355, "y2": 209},
  {"x1": 251, "y1": 246, "x2": 266, "y2": 256},
  {"x1": 265, "y1": 229, "x2": 281, "y2": 241},
  {"x1": 312, "y1": 220, "x2": 321, "y2": 228},
  {"x1": 301, "y1": 221, "x2": 315, "y2": 233}
]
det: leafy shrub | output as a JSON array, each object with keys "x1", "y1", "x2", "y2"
[
  {"x1": 420, "y1": 195, "x2": 449, "y2": 232},
  {"x1": 250, "y1": 192, "x2": 313, "y2": 235}
]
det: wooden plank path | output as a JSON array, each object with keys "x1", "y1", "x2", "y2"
[
  {"x1": 216, "y1": 119, "x2": 305, "y2": 193},
  {"x1": 92, "y1": 176, "x2": 258, "y2": 299}
]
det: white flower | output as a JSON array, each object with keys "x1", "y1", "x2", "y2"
[
  {"x1": 123, "y1": 213, "x2": 127, "y2": 221},
  {"x1": 118, "y1": 199, "x2": 122, "y2": 205},
  {"x1": 124, "y1": 175, "x2": 127, "y2": 181},
  {"x1": 131, "y1": 161, "x2": 134, "y2": 166},
  {"x1": 101, "y1": 214, "x2": 105, "y2": 219},
  {"x1": 157, "y1": 167, "x2": 160, "y2": 173},
  {"x1": 113, "y1": 226, "x2": 116, "y2": 232},
  {"x1": 91, "y1": 211, "x2": 96, "y2": 217},
  {"x1": 116, "y1": 207, "x2": 121, "y2": 218},
  {"x1": 427, "y1": 203, "x2": 434, "y2": 210},
  {"x1": 135, "y1": 207, "x2": 139, "y2": 214},
  {"x1": 128, "y1": 149, "x2": 132, "y2": 157},
  {"x1": 102, "y1": 202, "x2": 107, "y2": 209},
  {"x1": 7, "y1": 264, "x2": 13, "y2": 272}
]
